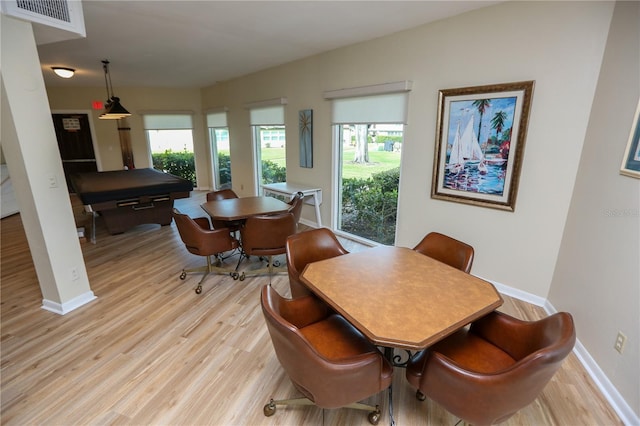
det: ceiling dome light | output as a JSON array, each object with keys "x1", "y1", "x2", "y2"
[{"x1": 52, "y1": 67, "x2": 75, "y2": 78}]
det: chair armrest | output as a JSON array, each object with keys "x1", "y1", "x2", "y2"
[
  {"x1": 193, "y1": 217, "x2": 211, "y2": 230},
  {"x1": 197, "y1": 226, "x2": 239, "y2": 254},
  {"x1": 421, "y1": 350, "x2": 542, "y2": 425},
  {"x1": 286, "y1": 315, "x2": 392, "y2": 409},
  {"x1": 471, "y1": 311, "x2": 575, "y2": 362}
]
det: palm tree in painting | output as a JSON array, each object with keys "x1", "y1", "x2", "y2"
[
  {"x1": 491, "y1": 111, "x2": 507, "y2": 145},
  {"x1": 472, "y1": 99, "x2": 491, "y2": 143}
]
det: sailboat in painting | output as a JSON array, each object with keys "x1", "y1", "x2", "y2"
[{"x1": 448, "y1": 115, "x2": 485, "y2": 174}]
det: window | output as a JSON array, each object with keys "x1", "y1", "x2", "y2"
[
  {"x1": 326, "y1": 83, "x2": 411, "y2": 245},
  {"x1": 144, "y1": 113, "x2": 196, "y2": 185},
  {"x1": 249, "y1": 104, "x2": 286, "y2": 192},
  {"x1": 207, "y1": 111, "x2": 232, "y2": 190}
]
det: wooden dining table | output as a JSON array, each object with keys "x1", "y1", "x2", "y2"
[
  {"x1": 300, "y1": 245, "x2": 503, "y2": 351},
  {"x1": 200, "y1": 196, "x2": 290, "y2": 221},
  {"x1": 301, "y1": 245, "x2": 503, "y2": 425}
]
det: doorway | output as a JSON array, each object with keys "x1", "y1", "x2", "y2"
[{"x1": 52, "y1": 113, "x2": 98, "y2": 192}]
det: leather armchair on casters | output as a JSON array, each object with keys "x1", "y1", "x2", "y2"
[
  {"x1": 285, "y1": 228, "x2": 349, "y2": 298},
  {"x1": 234, "y1": 212, "x2": 296, "y2": 281},
  {"x1": 206, "y1": 188, "x2": 238, "y2": 202},
  {"x1": 261, "y1": 285, "x2": 392, "y2": 425},
  {"x1": 205, "y1": 189, "x2": 242, "y2": 234},
  {"x1": 172, "y1": 208, "x2": 240, "y2": 294},
  {"x1": 413, "y1": 232, "x2": 475, "y2": 273},
  {"x1": 406, "y1": 311, "x2": 576, "y2": 425}
]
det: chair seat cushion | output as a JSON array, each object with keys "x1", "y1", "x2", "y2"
[
  {"x1": 248, "y1": 247, "x2": 286, "y2": 256},
  {"x1": 300, "y1": 314, "x2": 379, "y2": 360},
  {"x1": 407, "y1": 329, "x2": 517, "y2": 386},
  {"x1": 433, "y1": 329, "x2": 517, "y2": 373}
]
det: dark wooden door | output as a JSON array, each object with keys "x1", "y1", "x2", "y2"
[{"x1": 52, "y1": 113, "x2": 98, "y2": 192}]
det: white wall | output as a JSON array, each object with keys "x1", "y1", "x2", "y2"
[
  {"x1": 46, "y1": 86, "x2": 210, "y2": 188},
  {"x1": 1, "y1": 164, "x2": 20, "y2": 218},
  {"x1": 203, "y1": 1, "x2": 614, "y2": 298},
  {"x1": 1, "y1": 15, "x2": 95, "y2": 313},
  {"x1": 202, "y1": 1, "x2": 637, "y2": 417},
  {"x1": 550, "y1": 1, "x2": 640, "y2": 419}
]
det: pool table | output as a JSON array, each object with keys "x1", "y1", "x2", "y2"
[{"x1": 70, "y1": 168, "x2": 193, "y2": 240}]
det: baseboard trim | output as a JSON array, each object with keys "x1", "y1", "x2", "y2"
[
  {"x1": 298, "y1": 217, "x2": 318, "y2": 228},
  {"x1": 572, "y1": 339, "x2": 639, "y2": 426},
  {"x1": 482, "y1": 276, "x2": 638, "y2": 426},
  {"x1": 480, "y1": 276, "x2": 547, "y2": 307},
  {"x1": 42, "y1": 291, "x2": 97, "y2": 315}
]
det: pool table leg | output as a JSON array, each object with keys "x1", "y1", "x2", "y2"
[{"x1": 90, "y1": 211, "x2": 96, "y2": 244}]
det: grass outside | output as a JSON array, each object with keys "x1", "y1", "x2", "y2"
[
  {"x1": 342, "y1": 146, "x2": 401, "y2": 179},
  {"x1": 259, "y1": 145, "x2": 400, "y2": 180}
]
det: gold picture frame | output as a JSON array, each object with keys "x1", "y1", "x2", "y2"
[
  {"x1": 620, "y1": 100, "x2": 640, "y2": 179},
  {"x1": 431, "y1": 81, "x2": 534, "y2": 211}
]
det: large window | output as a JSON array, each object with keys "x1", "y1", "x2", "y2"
[
  {"x1": 144, "y1": 114, "x2": 196, "y2": 185},
  {"x1": 335, "y1": 124, "x2": 403, "y2": 246},
  {"x1": 207, "y1": 111, "x2": 232, "y2": 190},
  {"x1": 327, "y1": 85, "x2": 411, "y2": 245},
  {"x1": 249, "y1": 104, "x2": 286, "y2": 192}
]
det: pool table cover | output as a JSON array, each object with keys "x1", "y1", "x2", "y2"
[
  {"x1": 69, "y1": 168, "x2": 193, "y2": 236},
  {"x1": 70, "y1": 168, "x2": 193, "y2": 205}
]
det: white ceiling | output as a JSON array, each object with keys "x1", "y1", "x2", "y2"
[{"x1": 36, "y1": 1, "x2": 499, "y2": 89}]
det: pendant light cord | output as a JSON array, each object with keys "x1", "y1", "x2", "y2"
[{"x1": 102, "y1": 60, "x2": 113, "y2": 100}]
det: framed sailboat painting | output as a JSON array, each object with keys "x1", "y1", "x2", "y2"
[{"x1": 431, "y1": 80, "x2": 535, "y2": 211}]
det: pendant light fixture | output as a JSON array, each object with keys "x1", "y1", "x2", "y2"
[{"x1": 99, "y1": 59, "x2": 131, "y2": 120}]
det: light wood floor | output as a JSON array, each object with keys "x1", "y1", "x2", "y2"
[{"x1": 1, "y1": 191, "x2": 622, "y2": 425}]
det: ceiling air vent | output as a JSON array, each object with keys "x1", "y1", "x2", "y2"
[
  {"x1": 16, "y1": 0, "x2": 71, "y2": 23},
  {"x1": 1, "y1": 0, "x2": 85, "y2": 42}
]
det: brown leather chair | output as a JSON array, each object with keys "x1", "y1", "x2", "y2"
[
  {"x1": 287, "y1": 191, "x2": 305, "y2": 228},
  {"x1": 205, "y1": 188, "x2": 238, "y2": 201},
  {"x1": 172, "y1": 208, "x2": 240, "y2": 294},
  {"x1": 286, "y1": 228, "x2": 349, "y2": 298},
  {"x1": 406, "y1": 311, "x2": 576, "y2": 425},
  {"x1": 261, "y1": 285, "x2": 392, "y2": 424},
  {"x1": 234, "y1": 212, "x2": 296, "y2": 280},
  {"x1": 413, "y1": 232, "x2": 474, "y2": 273},
  {"x1": 205, "y1": 189, "x2": 242, "y2": 234}
]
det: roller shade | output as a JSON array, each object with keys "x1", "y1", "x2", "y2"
[
  {"x1": 250, "y1": 106, "x2": 285, "y2": 126},
  {"x1": 143, "y1": 114, "x2": 193, "y2": 130},
  {"x1": 331, "y1": 92, "x2": 409, "y2": 124},
  {"x1": 325, "y1": 81, "x2": 412, "y2": 125},
  {"x1": 207, "y1": 111, "x2": 227, "y2": 128}
]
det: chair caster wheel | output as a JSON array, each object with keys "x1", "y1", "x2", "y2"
[
  {"x1": 368, "y1": 410, "x2": 381, "y2": 425},
  {"x1": 180, "y1": 271, "x2": 186, "y2": 280},
  {"x1": 263, "y1": 400, "x2": 276, "y2": 417},
  {"x1": 416, "y1": 390, "x2": 426, "y2": 401},
  {"x1": 231, "y1": 272, "x2": 239, "y2": 280},
  {"x1": 239, "y1": 273, "x2": 245, "y2": 281},
  {"x1": 195, "y1": 286, "x2": 202, "y2": 294}
]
